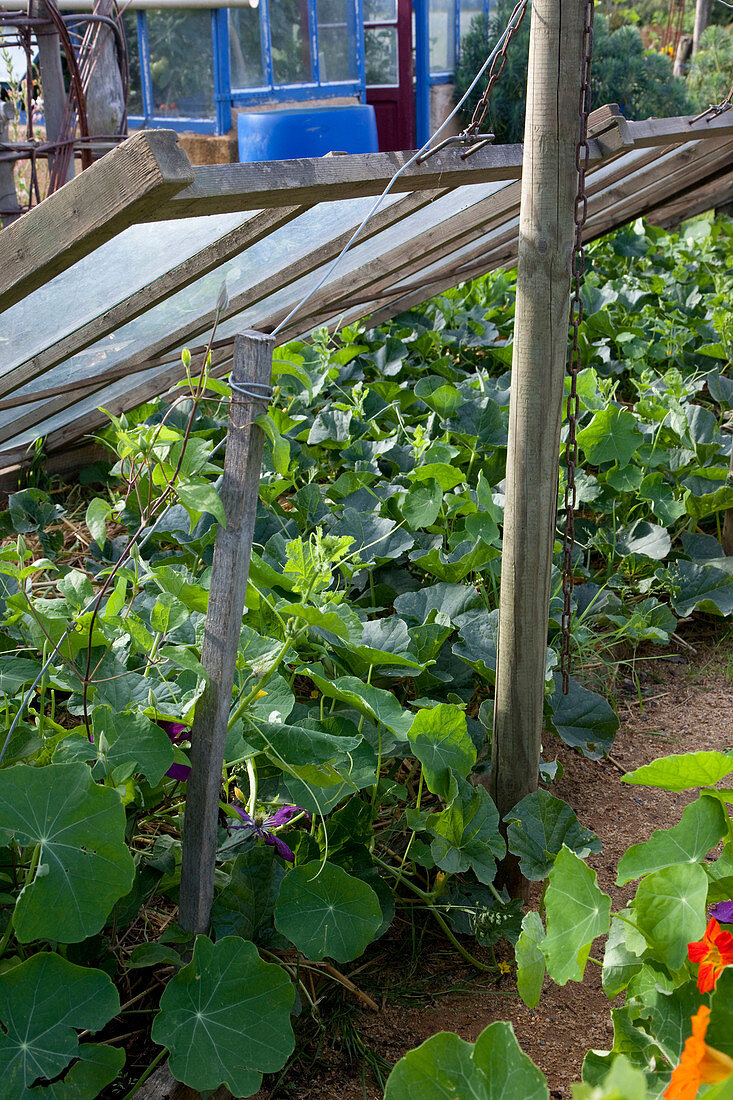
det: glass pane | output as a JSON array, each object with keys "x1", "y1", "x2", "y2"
[
  {"x1": 459, "y1": 0, "x2": 485, "y2": 48},
  {"x1": 317, "y1": 0, "x2": 356, "y2": 82},
  {"x1": 147, "y1": 10, "x2": 214, "y2": 119},
  {"x1": 429, "y1": 0, "x2": 455, "y2": 72},
  {"x1": 229, "y1": 7, "x2": 264, "y2": 89},
  {"x1": 363, "y1": 0, "x2": 396, "y2": 20},
  {"x1": 0, "y1": 212, "x2": 257, "y2": 374},
  {"x1": 123, "y1": 13, "x2": 143, "y2": 116},
  {"x1": 270, "y1": 0, "x2": 312, "y2": 84},
  {"x1": 365, "y1": 27, "x2": 398, "y2": 84}
]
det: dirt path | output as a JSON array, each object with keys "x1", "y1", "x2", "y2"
[{"x1": 258, "y1": 628, "x2": 733, "y2": 1099}]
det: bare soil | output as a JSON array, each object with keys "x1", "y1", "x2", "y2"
[{"x1": 254, "y1": 623, "x2": 733, "y2": 1100}]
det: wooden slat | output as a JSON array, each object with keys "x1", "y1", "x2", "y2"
[
  {"x1": 0, "y1": 130, "x2": 194, "y2": 315},
  {"x1": 0, "y1": 205, "x2": 306, "y2": 399},
  {"x1": 645, "y1": 166, "x2": 733, "y2": 226},
  {"x1": 626, "y1": 109, "x2": 733, "y2": 147}
]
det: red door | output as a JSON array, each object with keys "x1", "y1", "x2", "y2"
[{"x1": 364, "y1": 0, "x2": 415, "y2": 151}]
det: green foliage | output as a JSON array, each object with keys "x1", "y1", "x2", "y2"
[
  {"x1": 687, "y1": 26, "x2": 733, "y2": 112},
  {"x1": 454, "y1": 6, "x2": 691, "y2": 144},
  {"x1": 0, "y1": 215, "x2": 731, "y2": 1097}
]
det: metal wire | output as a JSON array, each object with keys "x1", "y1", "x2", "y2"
[
  {"x1": 270, "y1": 0, "x2": 529, "y2": 340},
  {"x1": 561, "y1": 0, "x2": 595, "y2": 694},
  {"x1": 229, "y1": 380, "x2": 274, "y2": 404}
]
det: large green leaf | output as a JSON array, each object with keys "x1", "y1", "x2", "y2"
[
  {"x1": 0, "y1": 953, "x2": 120, "y2": 1097},
  {"x1": 0, "y1": 657, "x2": 43, "y2": 695},
  {"x1": 616, "y1": 794, "x2": 728, "y2": 884},
  {"x1": 211, "y1": 847, "x2": 286, "y2": 945},
  {"x1": 631, "y1": 862, "x2": 707, "y2": 970},
  {"x1": 636, "y1": 981, "x2": 701, "y2": 1064},
  {"x1": 505, "y1": 790, "x2": 601, "y2": 881},
  {"x1": 572, "y1": 1056, "x2": 648, "y2": 1100},
  {"x1": 58, "y1": 707, "x2": 174, "y2": 787},
  {"x1": 616, "y1": 520, "x2": 671, "y2": 561},
  {"x1": 452, "y1": 610, "x2": 499, "y2": 681},
  {"x1": 707, "y1": 968, "x2": 733, "y2": 1059},
  {"x1": 427, "y1": 778, "x2": 505, "y2": 884},
  {"x1": 393, "y1": 582, "x2": 482, "y2": 625},
  {"x1": 669, "y1": 561, "x2": 733, "y2": 618},
  {"x1": 152, "y1": 936, "x2": 294, "y2": 1097},
  {"x1": 303, "y1": 667, "x2": 413, "y2": 741},
  {"x1": 407, "y1": 704, "x2": 476, "y2": 799},
  {"x1": 411, "y1": 540, "x2": 498, "y2": 584},
  {"x1": 383, "y1": 1021, "x2": 548, "y2": 1100},
  {"x1": 602, "y1": 913, "x2": 643, "y2": 998},
  {"x1": 0, "y1": 762, "x2": 134, "y2": 943},
  {"x1": 576, "y1": 406, "x2": 643, "y2": 469},
  {"x1": 622, "y1": 751, "x2": 733, "y2": 792},
  {"x1": 542, "y1": 846, "x2": 611, "y2": 984},
  {"x1": 548, "y1": 674, "x2": 619, "y2": 759},
  {"x1": 515, "y1": 912, "x2": 546, "y2": 1009},
  {"x1": 274, "y1": 860, "x2": 382, "y2": 962}
]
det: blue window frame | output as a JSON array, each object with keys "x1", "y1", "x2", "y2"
[
  {"x1": 428, "y1": 0, "x2": 493, "y2": 83},
  {"x1": 126, "y1": 2, "x2": 365, "y2": 137}
]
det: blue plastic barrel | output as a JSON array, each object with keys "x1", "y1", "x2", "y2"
[{"x1": 237, "y1": 104, "x2": 379, "y2": 162}]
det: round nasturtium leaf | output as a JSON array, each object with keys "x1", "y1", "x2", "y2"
[
  {"x1": 152, "y1": 936, "x2": 295, "y2": 1097},
  {"x1": 0, "y1": 952, "x2": 120, "y2": 1096},
  {"x1": 274, "y1": 860, "x2": 382, "y2": 962},
  {"x1": 383, "y1": 1021, "x2": 548, "y2": 1100},
  {"x1": 0, "y1": 762, "x2": 134, "y2": 943}
]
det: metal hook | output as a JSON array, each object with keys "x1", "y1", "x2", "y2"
[{"x1": 416, "y1": 130, "x2": 495, "y2": 164}]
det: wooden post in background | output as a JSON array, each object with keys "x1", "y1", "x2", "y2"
[
  {"x1": 485, "y1": 0, "x2": 586, "y2": 892},
  {"x1": 179, "y1": 330, "x2": 274, "y2": 934}
]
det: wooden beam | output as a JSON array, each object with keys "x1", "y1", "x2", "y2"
[
  {"x1": 179, "y1": 331, "x2": 274, "y2": 934},
  {"x1": 485, "y1": 0, "x2": 586, "y2": 893},
  {"x1": 0, "y1": 129, "x2": 194, "y2": 314},
  {"x1": 626, "y1": 109, "x2": 733, "y2": 147}
]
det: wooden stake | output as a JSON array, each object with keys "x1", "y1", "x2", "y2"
[
  {"x1": 179, "y1": 331, "x2": 274, "y2": 934},
  {"x1": 484, "y1": 0, "x2": 586, "y2": 893}
]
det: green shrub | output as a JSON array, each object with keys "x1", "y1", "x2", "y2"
[
  {"x1": 454, "y1": 4, "x2": 693, "y2": 144},
  {"x1": 687, "y1": 24, "x2": 733, "y2": 110}
]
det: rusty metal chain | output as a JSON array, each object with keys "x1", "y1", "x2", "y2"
[
  {"x1": 561, "y1": 0, "x2": 595, "y2": 694},
  {"x1": 461, "y1": 0, "x2": 529, "y2": 146}
]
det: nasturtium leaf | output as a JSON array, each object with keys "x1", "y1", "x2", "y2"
[
  {"x1": 622, "y1": 751, "x2": 733, "y2": 791},
  {"x1": 616, "y1": 520, "x2": 671, "y2": 561},
  {"x1": 707, "y1": 968, "x2": 733, "y2": 1059},
  {"x1": 515, "y1": 912, "x2": 546, "y2": 1008},
  {"x1": 548, "y1": 674, "x2": 619, "y2": 759},
  {"x1": 576, "y1": 406, "x2": 643, "y2": 469},
  {"x1": 505, "y1": 790, "x2": 601, "y2": 881},
  {"x1": 127, "y1": 943, "x2": 183, "y2": 969},
  {"x1": 573, "y1": 1055, "x2": 648, "y2": 1100},
  {"x1": 407, "y1": 704, "x2": 476, "y2": 798},
  {"x1": 631, "y1": 862, "x2": 707, "y2": 970},
  {"x1": 542, "y1": 846, "x2": 611, "y2": 985},
  {"x1": 0, "y1": 952, "x2": 120, "y2": 1097},
  {"x1": 668, "y1": 561, "x2": 733, "y2": 618},
  {"x1": 274, "y1": 860, "x2": 382, "y2": 962},
  {"x1": 616, "y1": 794, "x2": 728, "y2": 884},
  {"x1": 602, "y1": 913, "x2": 643, "y2": 998},
  {"x1": 582, "y1": 1006, "x2": 668, "y2": 1091},
  {"x1": 383, "y1": 1021, "x2": 548, "y2": 1100},
  {"x1": 637, "y1": 981, "x2": 701, "y2": 1064},
  {"x1": 152, "y1": 936, "x2": 294, "y2": 1097},
  {"x1": 427, "y1": 778, "x2": 505, "y2": 884},
  {"x1": 42, "y1": 1043, "x2": 126, "y2": 1099},
  {"x1": 638, "y1": 472, "x2": 686, "y2": 526},
  {"x1": 0, "y1": 762, "x2": 134, "y2": 942},
  {"x1": 401, "y1": 480, "x2": 443, "y2": 528}
]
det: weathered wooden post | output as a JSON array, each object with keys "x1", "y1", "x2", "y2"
[
  {"x1": 0, "y1": 104, "x2": 22, "y2": 227},
  {"x1": 484, "y1": 0, "x2": 587, "y2": 893},
  {"x1": 179, "y1": 331, "x2": 274, "y2": 934}
]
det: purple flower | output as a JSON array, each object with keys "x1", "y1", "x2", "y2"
[
  {"x1": 710, "y1": 900, "x2": 733, "y2": 925},
  {"x1": 227, "y1": 804, "x2": 307, "y2": 863},
  {"x1": 159, "y1": 721, "x2": 191, "y2": 782}
]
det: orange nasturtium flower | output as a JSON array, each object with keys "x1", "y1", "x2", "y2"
[
  {"x1": 688, "y1": 917, "x2": 733, "y2": 993},
  {"x1": 664, "y1": 1006, "x2": 733, "y2": 1100}
]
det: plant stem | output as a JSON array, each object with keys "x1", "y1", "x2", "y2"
[
  {"x1": 0, "y1": 841, "x2": 41, "y2": 960},
  {"x1": 120, "y1": 1048, "x2": 167, "y2": 1100}
]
